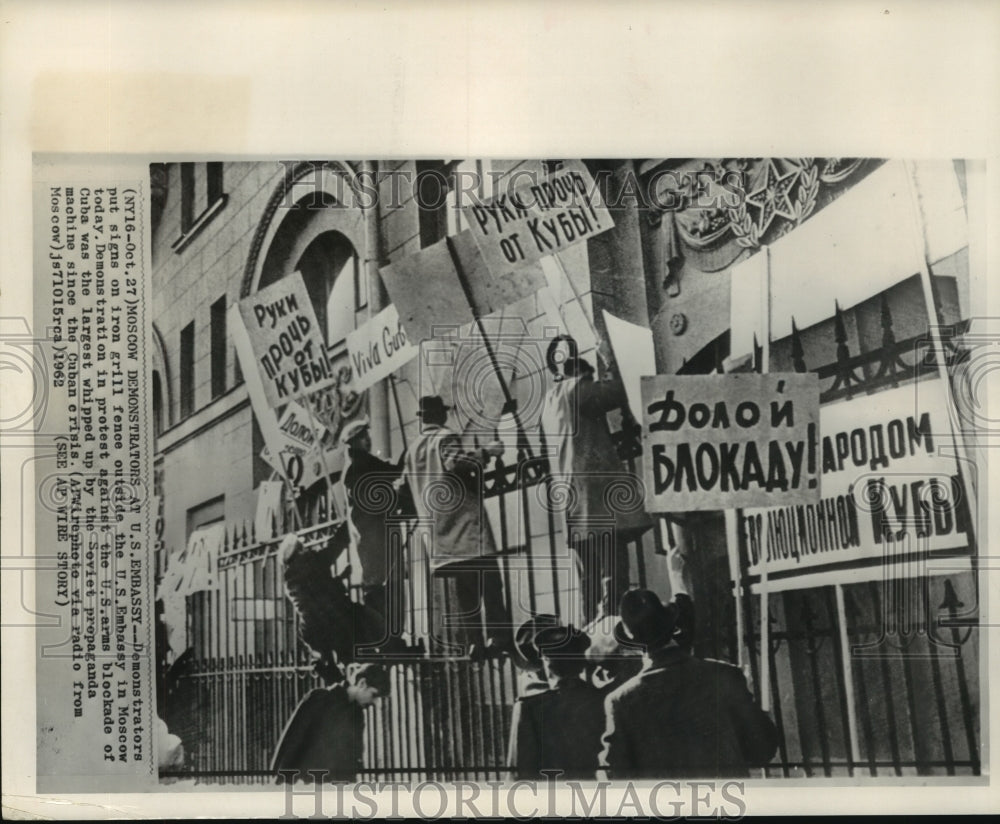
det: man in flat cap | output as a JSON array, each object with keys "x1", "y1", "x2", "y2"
[
  {"x1": 403, "y1": 395, "x2": 512, "y2": 658},
  {"x1": 598, "y1": 588, "x2": 778, "y2": 779}
]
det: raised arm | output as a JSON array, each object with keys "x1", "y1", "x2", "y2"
[{"x1": 579, "y1": 375, "x2": 628, "y2": 416}]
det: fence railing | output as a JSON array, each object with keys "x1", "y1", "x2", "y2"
[{"x1": 164, "y1": 439, "x2": 654, "y2": 782}]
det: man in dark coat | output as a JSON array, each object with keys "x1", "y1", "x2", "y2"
[
  {"x1": 599, "y1": 589, "x2": 778, "y2": 779},
  {"x1": 510, "y1": 622, "x2": 607, "y2": 780},
  {"x1": 280, "y1": 529, "x2": 384, "y2": 682},
  {"x1": 341, "y1": 418, "x2": 408, "y2": 635},
  {"x1": 271, "y1": 663, "x2": 390, "y2": 783}
]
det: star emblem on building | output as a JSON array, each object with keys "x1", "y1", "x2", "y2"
[{"x1": 745, "y1": 160, "x2": 799, "y2": 236}]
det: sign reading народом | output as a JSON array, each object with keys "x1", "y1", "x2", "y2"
[
  {"x1": 462, "y1": 160, "x2": 614, "y2": 273},
  {"x1": 641, "y1": 374, "x2": 821, "y2": 512},
  {"x1": 345, "y1": 303, "x2": 418, "y2": 391},
  {"x1": 741, "y1": 379, "x2": 970, "y2": 578},
  {"x1": 237, "y1": 271, "x2": 338, "y2": 407}
]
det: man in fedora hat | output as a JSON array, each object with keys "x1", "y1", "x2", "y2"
[
  {"x1": 341, "y1": 417, "x2": 410, "y2": 644},
  {"x1": 403, "y1": 395, "x2": 512, "y2": 657},
  {"x1": 598, "y1": 588, "x2": 778, "y2": 779},
  {"x1": 510, "y1": 621, "x2": 608, "y2": 780}
]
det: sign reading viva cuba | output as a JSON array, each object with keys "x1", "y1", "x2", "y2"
[
  {"x1": 345, "y1": 303, "x2": 418, "y2": 392},
  {"x1": 641, "y1": 374, "x2": 821, "y2": 512}
]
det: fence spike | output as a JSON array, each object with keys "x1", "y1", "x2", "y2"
[
  {"x1": 880, "y1": 292, "x2": 896, "y2": 345},
  {"x1": 833, "y1": 299, "x2": 847, "y2": 345},
  {"x1": 790, "y1": 316, "x2": 806, "y2": 373}
]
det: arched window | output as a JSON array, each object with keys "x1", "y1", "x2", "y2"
[{"x1": 297, "y1": 231, "x2": 366, "y2": 349}]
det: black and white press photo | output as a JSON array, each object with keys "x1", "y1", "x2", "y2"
[{"x1": 132, "y1": 158, "x2": 982, "y2": 789}]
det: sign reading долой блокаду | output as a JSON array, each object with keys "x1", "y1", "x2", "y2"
[
  {"x1": 641, "y1": 374, "x2": 821, "y2": 512},
  {"x1": 237, "y1": 271, "x2": 338, "y2": 407}
]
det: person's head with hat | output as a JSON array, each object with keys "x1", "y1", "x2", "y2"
[
  {"x1": 512, "y1": 614, "x2": 560, "y2": 673},
  {"x1": 585, "y1": 614, "x2": 644, "y2": 690},
  {"x1": 615, "y1": 589, "x2": 680, "y2": 654},
  {"x1": 533, "y1": 621, "x2": 592, "y2": 686},
  {"x1": 340, "y1": 417, "x2": 372, "y2": 454},
  {"x1": 416, "y1": 395, "x2": 450, "y2": 427}
]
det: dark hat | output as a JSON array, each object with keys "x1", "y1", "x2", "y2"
[
  {"x1": 513, "y1": 614, "x2": 560, "y2": 672},
  {"x1": 616, "y1": 589, "x2": 678, "y2": 648},
  {"x1": 533, "y1": 623, "x2": 591, "y2": 658},
  {"x1": 416, "y1": 395, "x2": 451, "y2": 417}
]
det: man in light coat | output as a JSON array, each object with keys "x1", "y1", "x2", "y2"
[
  {"x1": 403, "y1": 395, "x2": 511, "y2": 657},
  {"x1": 541, "y1": 342, "x2": 650, "y2": 625}
]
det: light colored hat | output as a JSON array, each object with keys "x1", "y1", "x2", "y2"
[{"x1": 340, "y1": 417, "x2": 371, "y2": 446}]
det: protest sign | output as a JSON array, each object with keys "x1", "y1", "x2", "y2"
[
  {"x1": 381, "y1": 231, "x2": 546, "y2": 344},
  {"x1": 740, "y1": 379, "x2": 969, "y2": 582},
  {"x1": 380, "y1": 238, "x2": 475, "y2": 342},
  {"x1": 641, "y1": 373, "x2": 820, "y2": 512},
  {"x1": 462, "y1": 160, "x2": 614, "y2": 273},
  {"x1": 603, "y1": 309, "x2": 656, "y2": 421},
  {"x1": 346, "y1": 303, "x2": 419, "y2": 391},
  {"x1": 237, "y1": 271, "x2": 338, "y2": 406},
  {"x1": 447, "y1": 228, "x2": 547, "y2": 311},
  {"x1": 276, "y1": 400, "x2": 330, "y2": 451},
  {"x1": 158, "y1": 522, "x2": 226, "y2": 652},
  {"x1": 230, "y1": 301, "x2": 297, "y2": 483},
  {"x1": 254, "y1": 481, "x2": 285, "y2": 540}
]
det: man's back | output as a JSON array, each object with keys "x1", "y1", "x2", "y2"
[
  {"x1": 271, "y1": 686, "x2": 365, "y2": 783},
  {"x1": 513, "y1": 679, "x2": 608, "y2": 780},
  {"x1": 600, "y1": 649, "x2": 778, "y2": 779},
  {"x1": 403, "y1": 424, "x2": 496, "y2": 565}
]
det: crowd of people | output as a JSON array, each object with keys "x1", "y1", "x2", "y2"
[
  {"x1": 508, "y1": 556, "x2": 777, "y2": 780},
  {"x1": 270, "y1": 338, "x2": 778, "y2": 782}
]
